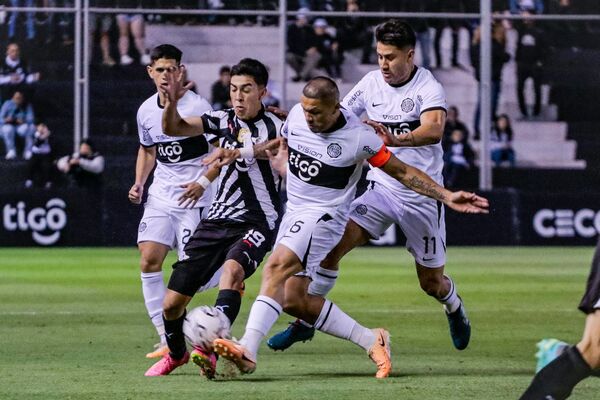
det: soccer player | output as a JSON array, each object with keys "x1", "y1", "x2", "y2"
[
  {"x1": 520, "y1": 239, "x2": 600, "y2": 399},
  {"x1": 211, "y1": 77, "x2": 489, "y2": 378},
  {"x1": 144, "y1": 58, "x2": 284, "y2": 378},
  {"x1": 129, "y1": 44, "x2": 214, "y2": 359},
  {"x1": 268, "y1": 19, "x2": 473, "y2": 353}
]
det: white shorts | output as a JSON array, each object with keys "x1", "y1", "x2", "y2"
[
  {"x1": 275, "y1": 208, "x2": 347, "y2": 279},
  {"x1": 350, "y1": 183, "x2": 447, "y2": 268},
  {"x1": 137, "y1": 202, "x2": 207, "y2": 260}
]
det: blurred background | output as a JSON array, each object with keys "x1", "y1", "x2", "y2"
[{"x1": 1, "y1": 0, "x2": 599, "y2": 248}]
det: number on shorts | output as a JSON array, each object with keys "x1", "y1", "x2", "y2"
[
  {"x1": 422, "y1": 236, "x2": 437, "y2": 255},
  {"x1": 243, "y1": 229, "x2": 266, "y2": 247},
  {"x1": 289, "y1": 220, "x2": 305, "y2": 233},
  {"x1": 182, "y1": 228, "x2": 192, "y2": 245}
]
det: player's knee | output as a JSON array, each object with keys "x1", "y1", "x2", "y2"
[
  {"x1": 162, "y1": 296, "x2": 185, "y2": 320},
  {"x1": 578, "y1": 339, "x2": 600, "y2": 369},
  {"x1": 263, "y1": 259, "x2": 296, "y2": 285},
  {"x1": 139, "y1": 253, "x2": 163, "y2": 273}
]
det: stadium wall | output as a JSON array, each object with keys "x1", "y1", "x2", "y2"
[{"x1": 0, "y1": 188, "x2": 599, "y2": 247}]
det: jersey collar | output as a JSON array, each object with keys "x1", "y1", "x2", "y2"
[{"x1": 388, "y1": 66, "x2": 418, "y2": 88}]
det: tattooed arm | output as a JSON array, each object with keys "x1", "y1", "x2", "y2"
[{"x1": 380, "y1": 154, "x2": 489, "y2": 214}]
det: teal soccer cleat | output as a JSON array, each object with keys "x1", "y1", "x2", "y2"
[
  {"x1": 267, "y1": 320, "x2": 315, "y2": 351},
  {"x1": 535, "y1": 338, "x2": 569, "y2": 372},
  {"x1": 445, "y1": 298, "x2": 471, "y2": 350}
]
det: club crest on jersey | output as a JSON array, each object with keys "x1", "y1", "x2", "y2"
[
  {"x1": 237, "y1": 127, "x2": 251, "y2": 143},
  {"x1": 401, "y1": 98, "x2": 415, "y2": 112},
  {"x1": 355, "y1": 204, "x2": 368, "y2": 215},
  {"x1": 139, "y1": 222, "x2": 147, "y2": 232},
  {"x1": 327, "y1": 143, "x2": 342, "y2": 158}
]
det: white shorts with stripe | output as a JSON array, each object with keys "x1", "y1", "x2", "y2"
[
  {"x1": 137, "y1": 196, "x2": 207, "y2": 260},
  {"x1": 349, "y1": 182, "x2": 447, "y2": 268},
  {"x1": 275, "y1": 208, "x2": 347, "y2": 279}
]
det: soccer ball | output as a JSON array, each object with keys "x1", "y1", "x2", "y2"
[{"x1": 183, "y1": 306, "x2": 231, "y2": 351}]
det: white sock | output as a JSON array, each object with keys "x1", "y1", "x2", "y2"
[
  {"x1": 141, "y1": 271, "x2": 166, "y2": 343},
  {"x1": 314, "y1": 299, "x2": 375, "y2": 351},
  {"x1": 440, "y1": 275, "x2": 461, "y2": 313},
  {"x1": 240, "y1": 295, "x2": 282, "y2": 359}
]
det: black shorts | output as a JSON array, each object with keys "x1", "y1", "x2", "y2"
[
  {"x1": 578, "y1": 239, "x2": 600, "y2": 314},
  {"x1": 168, "y1": 220, "x2": 274, "y2": 297}
]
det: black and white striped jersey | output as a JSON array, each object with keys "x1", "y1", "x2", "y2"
[{"x1": 201, "y1": 107, "x2": 283, "y2": 231}]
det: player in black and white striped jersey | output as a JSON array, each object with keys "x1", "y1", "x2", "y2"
[{"x1": 145, "y1": 58, "x2": 284, "y2": 378}]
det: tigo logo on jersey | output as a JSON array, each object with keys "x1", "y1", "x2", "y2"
[
  {"x1": 157, "y1": 141, "x2": 183, "y2": 162},
  {"x1": 2, "y1": 198, "x2": 67, "y2": 245},
  {"x1": 289, "y1": 150, "x2": 322, "y2": 182}
]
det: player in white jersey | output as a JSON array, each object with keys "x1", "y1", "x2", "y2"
[
  {"x1": 145, "y1": 58, "x2": 284, "y2": 378},
  {"x1": 128, "y1": 44, "x2": 215, "y2": 359},
  {"x1": 267, "y1": 19, "x2": 474, "y2": 354},
  {"x1": 212, "y1": 77, "x2": 489, "y2": 378}
]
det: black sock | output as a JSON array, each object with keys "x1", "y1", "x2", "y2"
[
  {"x1": 163, "y1": 311, "x2": 187, "y2": 360},
  {"x1": 214, "y1": 289, "x2": 241, "y2": 325},
  {"x1": 520, "y1": 346, "x2": 592, "y2": 400}
]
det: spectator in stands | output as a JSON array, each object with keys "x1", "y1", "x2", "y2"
[
  {"x1": 432, "y1": 0, "x2": 465, "y2": 68},
  {"x1": 335, "y1": 0, "x2": 373, "y2": 65},
  {"x1": 90, "y1": 3, "x2": 116, "y2": 67},
  {"x1": 491, "y1": 114, "x2": 516, "y2": 167},
  {"x1": 510, "y1": 0, "x2": 544, "y2": 15},
  {"x1": 116, "y1": 0, "x2": 151, "y2": 66},
  {"x1": 286, "y1": 9, "x2": 320, "y2": 82},
  {"x1": 515, "y1": 12, "x2": 545, "y2": 118},
  {"x1": 442, "y1": 105, "x2": 470, "y2": 147},
  {"x1": 56, "y1": 139, "x2": 105, "y2": 189},
  {"x1": 547, "y1": 0, "x2": 578, "y2": 48},
  {"x1": 443, "y1": 128, "x2": 475, "y2": 189},
  {"x1": 25, "y1": 123, "x2": 53, "y2": 189},
  {"x1": 408, "y1": 0, "x2": 434, "y2": 70},
  {"x1": 1, "y1": 90, "x2": 35, "y2": 160},
  {"x1": 8, "y1": 0, "x2": 35, "y2": 41},
  {"x1": 313, "y1": 18, "x2": 343, "y2": 80},
  {"x1": 0, "y1": 43, "x2": 40, "y2": 102},
  {"x1": 211, "y1": 65, "x2": 232, "y2": 110},
  {"x1": 471, "y1": 22, "x2": 510, "y2": 139}
]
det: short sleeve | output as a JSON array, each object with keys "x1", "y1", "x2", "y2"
[
  {"x1": 200, "y1": 110, "x2": 226, "y2": 143},
  {"x1": 183, "y1": 93, "x2": 213, "y2": 118},
  {"x1": 419, "y1": 78, "x2": 447, "y2": 115},
  {"x1": 341, "y1": 78, "x2": 367, "y2": 117},
  {"x1": 136, "y1": 108, "x2": 154, "y2": 147},
  {"x1": 355, "y1": 125, "x2": 385, "y2": 161}
]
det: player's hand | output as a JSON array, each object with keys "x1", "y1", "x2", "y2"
[
  {"x1": 202, "y1": 147, "x2": 240, "y2": 167},
  {"x1": 128, "y1": 183, "x2": 144, "y2": 204},
  {"x1": 160, "y1": 65, "x2": 194, "y2": 104},
  {"x1": 365, "y1": 119, "x2": 396, "y2": 146},
  {"x1": 445, "y1": 191, "x2": 490, "y2": 214},
  {"x1": 178, "y1": 182, "x2": 205, "y2": 208},
  {"x1": 265, "y1": 138, "x2": 288, "y2": 176},
  {"x1": 266, "y1": 106, "x2": 289, "y2": 120}
]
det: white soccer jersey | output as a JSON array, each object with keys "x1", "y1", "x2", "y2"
[
  {"x1": 137, "y1": 91, "x2": 214, "y2": 209},
  {"x1": 282, "y1": 104, "x2": 385, "y2": 215},
  {"x1": 342, "y1": 67, "x2": 447, "y2": 202},
  {"x1": 201, "y1": 108, "x2": 283, "y2": 231}
]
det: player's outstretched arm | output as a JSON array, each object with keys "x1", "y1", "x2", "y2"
[
  {"x1": 128, "y1": 145, "x2": 156, "y2": 204},
  {"x1": 178, "y1": 164, "x2": 221, "y2": 208},
  {"x1": 380, "y1": 154, "x2": 489, "y2": 214},
  {"x1": 202, "y1": 138, "x2": 284, "y2": 167},
  {"x1": 160, "y1": 65, "x2": 205, "y2": 137}
]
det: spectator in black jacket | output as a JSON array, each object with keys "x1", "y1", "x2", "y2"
[
  {"x1": 313, "y1": 18, "x2": 342, "y2": 80},
  {"x1": 334, "y1": 0, "x2": 373, "y2": 64},
  {"x1": 515, "y1": 12, "x2": 545, "y2": 118},
  {"x1": 286, "y1": 9, "x2": 320, "y2": 82},
  {"x1": 442, "y1": 106, "x2": 470, "y2": 148},
  {"x1": 211, "y1": 65, "x2": 232, "y2": 110},
  {"x1": 443, "y1": 129, "x2": 474, "y2": 189},
  {"x1": 0, "y1": 43, "x2": 39, "y2": 102},
  {"x1": 56, "y1": 139, "x2": 105, "y2": 189},
  {"x1": 25, "y1": 123, "x2": 53, "y2": 189}
]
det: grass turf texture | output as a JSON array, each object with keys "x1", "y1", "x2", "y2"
[{"x1": 0, "y1": 247, "x2": 598, "y2": 399}]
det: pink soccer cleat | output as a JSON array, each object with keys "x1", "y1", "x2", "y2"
[
  {"x1": 144, "y1": 351, "x2": 190, "y2": 376},
  {"x1": 191, "y1": 347, "x2": 218, "y2": 379}
]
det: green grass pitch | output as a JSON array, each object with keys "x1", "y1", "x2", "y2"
[{"x1": 1, "y1": 247, "x2": 598, "y2": 399}]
